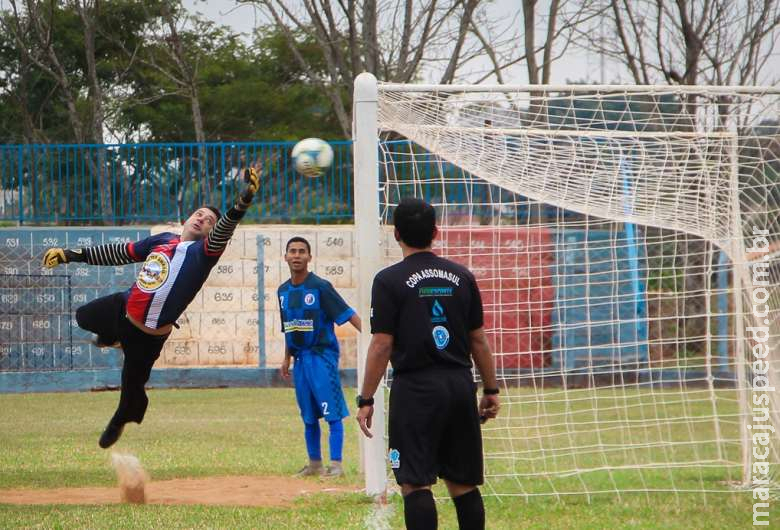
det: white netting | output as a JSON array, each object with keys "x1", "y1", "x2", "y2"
[{"x1": 367, "y1": 84, "x2": 780, "y2": 500}]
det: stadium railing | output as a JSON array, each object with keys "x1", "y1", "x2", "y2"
[{"x1": 0, "y1": 141, "x2": 353, "y2": 225}]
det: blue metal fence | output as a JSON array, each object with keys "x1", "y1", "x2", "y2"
[{"x1": 0, "y1": 141, "x2": 353, "y2": 225}]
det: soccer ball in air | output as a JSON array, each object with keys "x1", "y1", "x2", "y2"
[{"x1": 291, "y1": 138, "x2": 333, "y2": 177}]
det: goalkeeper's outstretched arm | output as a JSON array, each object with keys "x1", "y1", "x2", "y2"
[
  {"x1": 41, "y1": 163, "x2": 264, "y2": 268},
  {"x1": 204, "y1": 164, "x2": 261, "y2": 255},
  {"x1": 41, "y1": 243, "x2": 138, "y2": 269}
]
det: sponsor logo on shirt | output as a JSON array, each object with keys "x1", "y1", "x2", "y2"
[
  {"x1": 283, "y1": 319, "x2": 314, "y2": 332},
  {"x1": 136, "y1": 252, "x2": 170, "y2": 292},
  {"x1": 418, "y1": 286, "x2": 453, "y2": 297},
  {"x1": 405, "y1": 268, "x2": 461, "y2": 288},
  {"x1": 432, "y1": 325, "x2": 450, "y2": 349},
  {"x1": 431, "y1": 299, "x2": 447, "y2": 323}
]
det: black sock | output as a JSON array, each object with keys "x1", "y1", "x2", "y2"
[
  {"x1": 453, "y1": 488, "x2": 484, "y2": 530},
  {"x1": 403, "y1": 489, "x2": 437, "y2": 530}
]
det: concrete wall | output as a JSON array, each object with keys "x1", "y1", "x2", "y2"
[
  {"x1": 153, "y1": 224, "x2": 359, "y2": 369},
  {"x1": 0, "y1": 225, "x2": 360, "y2": 376}
]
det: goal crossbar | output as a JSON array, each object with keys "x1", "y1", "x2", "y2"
[
  {"x1": 379, "y1": 83, "x2": 780, "y2": 95},
  {"x1": 379, "y1": 125, "x2": 739, "y2": 139}
]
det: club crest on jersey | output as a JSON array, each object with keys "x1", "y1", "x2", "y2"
[
  {"x1": 136, "y1": 252, "x2": 170, "y2": 292},
  {"x1": 388, "y1": 448, "x2": 400, "y2": 469},
  {"x1": 432, "y1": 325, "x2": 450, "y2": 349},
  {"x1": 304, "y1": 293, "x2": 316, "y2": 305}
]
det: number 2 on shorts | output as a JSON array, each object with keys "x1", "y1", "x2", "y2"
[{"x1": 321, "y1": 401, "x2": 329, "y2": 415}]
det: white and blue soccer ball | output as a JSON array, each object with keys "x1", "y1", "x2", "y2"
[{"x1": 291, "y1": 137, "x2": 334, "y2": 177}]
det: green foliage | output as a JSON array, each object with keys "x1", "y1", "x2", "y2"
[
  {"x1": 646, "y1": 265, "x2": 687, "y2": 292},
  {"x1": 0, "y1": 0, "x2": 157, "y2": 144},
  {"x1": 0, "y1": 1, "x2": 343, "y2": 144},
  {"x1": 116, "y1": 19, "x2": 343, "y2": 142}
]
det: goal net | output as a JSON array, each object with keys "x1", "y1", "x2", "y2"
[{"x1": 353, "y1": 75, "x2": 780, "y2": 501}]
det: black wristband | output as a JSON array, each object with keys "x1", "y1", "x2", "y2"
[
  {"x1": 483, "y1": 387, "x2": 500, "y2": 395},
  {"x1": 64, "y1": 248, "x2": 86, "y2": 263},
  {"x1": 356, "y1": 395, "x2": 374, "y2": 408},
  {"x1": 238, "y1": 188, "x2": 254, "y2": 208}
]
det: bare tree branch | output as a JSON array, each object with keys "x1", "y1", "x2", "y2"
[
  {"x1": 579, "y1": 0, "x2": 780, "y2": 87},
  {"x1": 439, "y1": 0, "x2": 480, "y2": 84}
]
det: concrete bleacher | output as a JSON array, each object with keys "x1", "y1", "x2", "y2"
[
  {"x1": 0, "y1": 226, "x2": 360, "y2": 372},
  {"x1": 157, "y1": 224, "x2": 359, "y2": 368},
  {"x1": 2, "y1": 224, "x2": 649, "y2": 377},
  {"x1": 0, "y1": 228, "x2": 148, "y2": 371}
]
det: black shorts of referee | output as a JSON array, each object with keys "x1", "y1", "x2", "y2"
[{"x1": 389, "y1": 366, "x2": 483, "y2": 487}]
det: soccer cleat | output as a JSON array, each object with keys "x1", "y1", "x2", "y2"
[
  {"x1": 98, "y1": 422, "x2": 124, "y2": 449},
  {"x1": 92, "y1": 336, "x2": 121, "y2": 349},
  {"x1": 323, "y1": 462, "x2": 344, "y2": 478},
  {"x1": 295, "y1": 461, "x2": 323, "y2": 477}
]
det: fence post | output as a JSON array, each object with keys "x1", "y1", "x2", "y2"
[
  {"x1": 220, "y1": 143, "x2": 227, "y2": 214},
  {"x1": 17, "y1": 145, "x2": 23, "y2": 226},
  {"x1": 256, "y1": 235, "x2": 266, "y2": 369}
]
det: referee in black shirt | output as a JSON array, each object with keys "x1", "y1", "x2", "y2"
[{"x1": 357, "y1": 198, "x2": 500, "y2": 530}]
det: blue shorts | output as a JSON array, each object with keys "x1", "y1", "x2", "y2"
[{"x1": 293, "y1": 353, "x2": 349, "y2": 423}]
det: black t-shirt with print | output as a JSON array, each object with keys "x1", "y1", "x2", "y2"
[{"x1": 370, "y1": 251, "x2": 484, "y2": 374}]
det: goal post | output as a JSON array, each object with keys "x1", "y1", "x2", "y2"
[
  {"x1": 354, "y1": 72, "x2": 780, "y2": 500},
  {"x1": 353, "y1": 72, "x2": 388, "y2": 497}
]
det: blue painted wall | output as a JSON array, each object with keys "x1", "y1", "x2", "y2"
[
  {"x1": 551, "y1": 229, "x2": 649, "y2": 371},
  {"x1": 0, "y1": 226, "x2": 352, "y2": 393},
  {"x1": 1, "y1": 227, "x2": 148, "y2": 372}
]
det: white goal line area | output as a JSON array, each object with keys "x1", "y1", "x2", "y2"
[{"x1": 354, "y1": 75, "x2": 780, "y2": 500}]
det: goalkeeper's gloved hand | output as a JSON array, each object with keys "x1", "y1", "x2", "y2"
[
  {"x1": 245, "y1": 167, "x2": 260, "y2": 194},
  {"x1": 42, "y1": 248, "x2": 67, "y2": 268},
  {"x1": 41, "y1": 248, "x2": 84, "y2": 268},
  {"x1": 238, "y1": 166, "x2": 261, "y2": 207}
]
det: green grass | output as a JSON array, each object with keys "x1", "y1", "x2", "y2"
[{"x1": 0, "y1": 388, "x2": 766, "y2": 529}]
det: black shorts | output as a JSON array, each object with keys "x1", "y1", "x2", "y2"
[{"x1": 388, "y1": 366, "x2": 483, "y2": 487}]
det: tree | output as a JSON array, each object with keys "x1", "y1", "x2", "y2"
[
  {"x1": 522, "y1": 0, "x2": 604, "y2": 85},
  {"x1": 116, "y1": 22, "x2": 342, "y2": 141},
  {"x1": 0, "y1": 0, "x2": 153, "y2": 221},
  {"x1": 0, "y1": 22, "x2": 68, "y2": 143},
  {"x1": 243, "y1": 0, "x2": 533, "y2": 136},
  {"x1": 578, "y1": 0, "x2": 780, "y2": 87}
]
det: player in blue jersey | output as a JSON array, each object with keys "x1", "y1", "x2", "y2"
[
  {"x1": 278, "y1": 236, "x2": 361, "y2": 477},
  {"x1": 41, "y1": 163, "x2": 263, "y2": 449}
]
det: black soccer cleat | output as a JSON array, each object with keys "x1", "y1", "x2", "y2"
[
  {"x1": 92, "y1": 336, "x2": 121, "y2": 349},
  {"x1": 98, "y1": 422, "x2": 124, "y2": 449}
]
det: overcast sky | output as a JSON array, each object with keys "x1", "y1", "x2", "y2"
[
  {"x1": 183, "y1": 0, "x2": 633, "y2": 85},
  {"x1": 1, "y1": 0, "x2": 773, "y2": 86}
]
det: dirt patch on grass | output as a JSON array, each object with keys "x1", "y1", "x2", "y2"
[{"x1": 0, "y1": 476, "x2": 354, "y2": 508}]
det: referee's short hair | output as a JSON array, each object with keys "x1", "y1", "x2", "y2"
[
  {"x1": 394, "y1": 197, "x2": 436, "y2": 249},
  {"x1": 286, "y1": 236, "x2": 311, "y2": 254}
]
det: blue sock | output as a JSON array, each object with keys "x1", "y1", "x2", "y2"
[
  {"x1": 328, "y1": 419, "x2": 344, "y2": 462},
  {"x1": 304, "y1": 421, "x2": 321, "y2": 461}
]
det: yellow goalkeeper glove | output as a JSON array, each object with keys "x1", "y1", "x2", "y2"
[
  {"x1": 41, "y1": 248, "x2": 83, "y2": 268},
  {"x1": 238, "y1": 167, "x2": 260, "y2": 207},
  {"x1": 41, "y1": 248, "x2": 68, "y2": 268},
  {"x1": 244, "y1": 167, "x2": 260, "y2": 194}
]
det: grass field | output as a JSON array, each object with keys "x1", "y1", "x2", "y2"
[{"x1": 0, "y1": 387, "x2": 764, "y2": 529}]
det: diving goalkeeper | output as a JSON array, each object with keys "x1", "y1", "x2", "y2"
[{"x1": 41, "y1": 164, "x2": 262, "y2": 449}]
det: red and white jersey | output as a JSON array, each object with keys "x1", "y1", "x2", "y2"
[
  {"x1": 76, "y1": 205, "x2": 244, "y2": 330},
  {"x1": 124, "y1": 232, "x2": 221, "y2": 328}
]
